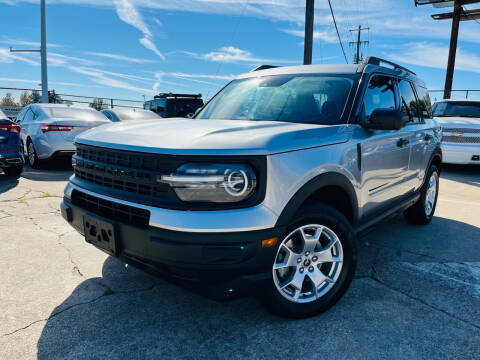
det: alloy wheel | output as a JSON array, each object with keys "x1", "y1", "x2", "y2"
[
  {"x1": 424, "y1": 172, "x2": 437, "y2": 217},
  {"x1": 272, "y1": 224, "x2": 344, "y2": 303}
]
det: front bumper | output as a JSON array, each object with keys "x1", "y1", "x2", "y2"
[
  {"x1": 61, "y1": 197, "x2": 285, "y2": 292},
  {"x1": 442, "y1": 143, "x2": 480, "y2": 165}
]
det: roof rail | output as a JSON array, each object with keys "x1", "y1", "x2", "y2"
[
  {"x1": 153, "y1": 93, "x2": 202, "y2": 99},
  {"x1": 250, "y1": 65, "x2": 279, "y2": 72},
  {"x1": 357, "y1": 56, "x2": 416, "y2": 75}
]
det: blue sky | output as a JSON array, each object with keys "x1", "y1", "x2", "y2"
[{"x1": 1, "y1": 0, "x2": 480, "y2": 104}]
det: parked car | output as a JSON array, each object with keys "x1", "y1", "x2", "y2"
[
  {"x1": 432, "y1": 99, "x2": 480, "y2": 165},
  {"x1": 144, "y1": 93, "x2": 204, "y2": 118},
  {"x1": 101, "y1": 108, "x2": 161, "y2": 122},
  {"x1": 17, "y1": 104, "x2": 110, "y2": 168},
  {"x1": 0, "y1": 109, "x2": 23, "y2": 176},
  {"x1": 61, "y1": 57, "x2": 442, "y2": 318}
]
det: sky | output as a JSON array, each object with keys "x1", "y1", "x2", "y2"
[{"x1": 1, "y1": 0, "x2": 480, "y2": 105}]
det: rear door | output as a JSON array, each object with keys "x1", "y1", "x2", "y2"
[{"x1": 359, "y1": 74, "x2": 412, "y2": 216}]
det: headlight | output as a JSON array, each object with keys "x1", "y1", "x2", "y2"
[{"x1": 160, "y1": 163, "x2": 257, "y2": 203}]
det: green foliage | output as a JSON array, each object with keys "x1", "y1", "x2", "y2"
[{"x1": 89, "y1": 98, "x2": 105, "y2": 111}]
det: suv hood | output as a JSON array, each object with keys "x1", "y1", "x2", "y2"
[
  {"x1": 75, "y1": 118, "x2": 350, "y2": 155},
  {"x1": 435, "y1": 116, "x2": 480, "y2": 128}
]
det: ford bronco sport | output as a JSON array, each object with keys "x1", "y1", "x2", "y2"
[{"x1": 61, "y1": 57, "x2": 442, "y2": 317}]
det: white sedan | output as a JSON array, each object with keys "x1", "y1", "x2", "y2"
[
  {"x1": 17, "y1": 104, "x2": 110, "y2": 168},
  {"x1": 433, "y1": 99, "x2": 480, "y2": 165}
]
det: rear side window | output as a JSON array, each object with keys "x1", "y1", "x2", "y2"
[
  {"x1": 362, "y1": 75, "x2": 396, "y2": 121},
  {"x1": 398, "y1": 79, "x2": 420, "y2": 123},
  {"x1": 415, "y1": 86, "x2": 433, "y2": 118},
  {"x1": 23, "y1": 109, "x2": 35, "y2": 123}
]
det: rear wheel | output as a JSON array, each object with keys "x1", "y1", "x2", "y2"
[
  {"x1": 266, "y1": 203, "x2": 357, "y2": 318},
  {"x1": 3, "y1": 166, "x2": 23, "y2": 177},
  {"x1": 404, "y1": 164, "x2": 439, "y2": 225},
  {"x1": 27, "y1": 140, "x2": 40, "y2": 168}
]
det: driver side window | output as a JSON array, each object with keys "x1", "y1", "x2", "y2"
[{"x1": 362, "y1": 75, "x2": 396, "y2": 122}]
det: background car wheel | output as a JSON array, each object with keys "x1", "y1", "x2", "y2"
[
  {"x1": 27, "y1": 140, "x2": 40, "y2": 168},
  {"x1": 266, "y1": 203, "x2": 357, "y2": 318},
  {"x1": 404, "y1": 164, "x2": 439, "y2": 225},
  {"x1": 3, "y1": 166, "x2": 23, "y2": 177}
]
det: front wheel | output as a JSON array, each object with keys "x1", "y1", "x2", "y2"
[
  {"x1": 404, "y1": 164, "x2": 439, "y2": 225},
  {"x1": 266, "y1": 203, "x2": 357, "y2": 318}
]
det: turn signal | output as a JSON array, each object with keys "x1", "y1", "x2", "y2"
[{"x1": 262, "y1": 237, "x2": 278, "y2": 248}]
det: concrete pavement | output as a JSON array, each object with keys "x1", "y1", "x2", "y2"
[{"x1": 0, "y1": 164, "x2": 479, "y2": 359}]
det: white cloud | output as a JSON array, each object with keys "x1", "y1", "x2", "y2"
[
  {"x1": 387, "y1": 42, "x2": 480, "y2": 74},
  {"x1": 113, "y1": 0, "x2": 165, "y2": 60},
  {"x1": 0, "y1": 38, "x2": 63, "y2": 48},
  {"x1": 200, "y1": 46, "x2": 298, "y2": 65},
  {"x1": 85, "y1": 51, "x2": 153, "y2": 64},
  {"x1": 282, "y1": 29, "x2": 337, "y2": 44},
  {"x1": 0, "y1": 77, "x2": 87, "y2": 87},
  {"x1": 0, "y1": 48, "x2": 39, "y2": 66},
  {"x1": 69, "y1": 66, "x2": 156, "y2": 94}
]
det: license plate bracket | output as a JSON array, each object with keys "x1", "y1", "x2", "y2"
[{"x1": 83, "y1": 214, "x2": 118, "y2": 256}]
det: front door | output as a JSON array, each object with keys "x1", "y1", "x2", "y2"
[{"x1": 359, "y1": 74, "x2": 412, "y2": 216}]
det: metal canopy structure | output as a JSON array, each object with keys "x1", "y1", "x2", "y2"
[{"x1": 415, "y1": 0, "x2": 480, "y2": 99}]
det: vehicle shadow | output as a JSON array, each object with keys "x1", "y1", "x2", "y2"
[
  {"x1": 35, "y1": 216, "x2": 480, "y2": 359},
  {"x1": 21, "y1": 162, "x2": 73, "y2": 182},
  {"x1": 440, "y1": 164, "x2": 480, "y2": 187},
  {"x1": 0, "y1": 170, "x2": 20, "y2": 194}
]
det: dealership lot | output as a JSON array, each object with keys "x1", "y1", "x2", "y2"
[{"x1": 0, "y1": 164, "x2": 479, "y2": 359}]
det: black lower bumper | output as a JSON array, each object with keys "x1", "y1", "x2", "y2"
[
  {"x1": 0, "y1": 155, "x2": 23, "y2": 167},
  {"x1": 61, "y1": 198, "x2": 285, "y2": 296}
]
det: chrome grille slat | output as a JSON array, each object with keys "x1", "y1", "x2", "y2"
[{"x1": 442, "y1": 136, "x2": 480, "y2": 144}]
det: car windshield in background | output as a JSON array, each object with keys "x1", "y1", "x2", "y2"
[
  {"x1": 433, "y1": 101, "x2": 480, "y2": 118},
  {"x1": 117, "y1": 110, "x2": 160, "y2": 120},
  {"x1": 197, "y1": 74, "x2": 357, "y2": 125},
  {"x1": 46, "y1": 107, "x2": 107, "y2": 121}
]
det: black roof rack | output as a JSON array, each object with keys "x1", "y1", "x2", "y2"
[
  {"x1": 153, "y1": 93, "x2": 202, "y2": 99},
  {"x1": 357, "y1": 56, "x2": 416, "y2": 75},
  {"x1": 250, "y1": 65, "x2": 279, "y2": 72}
]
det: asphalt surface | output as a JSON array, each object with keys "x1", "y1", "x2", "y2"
[{"x1": 0, "y1": 163, "x2": 479, "y2": 359}]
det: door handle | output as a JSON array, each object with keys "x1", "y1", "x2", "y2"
[
  {"x1": 424, "y1": 134, "x2": 433, "y2": 142},
  {"x1": 397, "y1": 138, "x2": 410, "y2": 148}
]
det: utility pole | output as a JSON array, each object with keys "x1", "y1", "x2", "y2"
[
  {"x1": 10, "y1": 0, "x2": 49, "y2": 103},
  {"x1": 349, "y1": 25, "x2": 369, "y2": 64},
  {"x1": 415, "y1": 0, "x2": 480, "y2": 99},
  {"x1": 303, "y1": 0, "x2": 314, "y2": 65},
  {"x1": 40, "y1": 0, "x2": 48, "y2": 103}
]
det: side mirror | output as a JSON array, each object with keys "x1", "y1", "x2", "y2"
[{"x1": 363, "y1": 108, "x2": 406, "y2": 130}]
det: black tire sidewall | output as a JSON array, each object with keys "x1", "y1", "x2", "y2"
[
  {"x1": 27, "y1": 141, "x2": 38, "y2": 168},
  {"x1": 266, "y1": 203, "x2": 357, "y2": 318}
]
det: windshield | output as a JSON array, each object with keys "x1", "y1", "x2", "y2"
[
  {"x1": 197, "y1": 74, "x2": 357, "y2": 125},
  {"x1": 46, "y1": 107, "x2": 107, "y2": 121},
  {"x1": 432, "y1": 101, "x2": 480, "y2": 118},
  {"x1": 116, "y1": 109, "x2": 161, "y2": 121}
]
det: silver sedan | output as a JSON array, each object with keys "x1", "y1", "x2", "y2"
[
  {"x1": 101, "y1": 108, "x2": 161, "y2": 122},
  {"x1": 17, "y1": 104, "x2": 110, "y2": 168}
]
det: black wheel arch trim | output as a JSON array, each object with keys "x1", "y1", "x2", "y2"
[{"x1": 275, "y1": 172, "x2": 359, "y2": 228}]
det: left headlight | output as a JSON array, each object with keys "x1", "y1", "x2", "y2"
[{"x1": 160, "y1": 163, "x2": 257, "y2": 203}]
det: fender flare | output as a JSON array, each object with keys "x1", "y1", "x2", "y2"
[{"x1": 275, "y1": 172, "x2": 359, "y2": 227}]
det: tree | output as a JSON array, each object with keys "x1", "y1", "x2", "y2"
[
  {"x1": 20, "y1": 91, "x2": 31, "y2": 107},
  {"x1": 0, "y1": 93, "x2": 17, "y2": 106},
  {"x1": 48, "y1": 90, "x2": 63, "y2": 104},
  {"x1": 29, "y1": 90, "x2": 41, "y2": 104},
  {"x1": 89, "y1": 98, "x2": 105, "y2": 111}
]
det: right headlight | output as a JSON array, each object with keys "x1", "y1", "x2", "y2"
[{"x1": 159, "y1": 163, "x2": 257, "y2": 203}]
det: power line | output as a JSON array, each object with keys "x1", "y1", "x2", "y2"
[
  {"x1": 327, "y1": 0, "x2": 349, "y2": 64},
  {"x1": 349, "y1": 25, "x2": 370, "y2": 64}
]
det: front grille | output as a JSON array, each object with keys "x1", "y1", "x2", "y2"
[
  {"x1": 442, "y1": 127, "x2": 480, "y2": 134},
  {"x1": 71, "y1": 189, "x2": 150, "y2": 228},
  {"x1": 73, "y1": 144, "x2": 182, "y2": 203},
  {"x1": 442, "y1": 136, "x2": 480, "y2": 144}
]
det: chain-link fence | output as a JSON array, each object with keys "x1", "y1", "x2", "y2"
[{"x1": 0, "y1": 86, "x2": 144, "y2": 112}]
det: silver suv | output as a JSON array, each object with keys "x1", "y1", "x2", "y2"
[{"x1": 61, "y1": 57, "x2": 442, "y2": 317}]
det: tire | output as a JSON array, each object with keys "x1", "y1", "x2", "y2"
[
  {"x1": 27, "y1": 140, "x2": 40, "y2": 168},
  {"x1": 3, "y1": 165, "x2": 23, "y2": 177},
  {"x1": 266, "y1": 203, "x2": 357, "y2": 318},
  {"x1": 404, "y1": 164, "x2": 439, "y2": 225}
]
